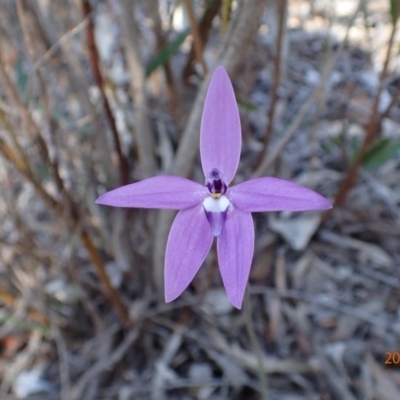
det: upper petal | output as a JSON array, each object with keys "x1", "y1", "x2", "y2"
[
  {"x1": 96, "y1": 175, "x2": 206, "y2": 210},
  {"x1": 217, "y1": 209, "x2": 254, "y2": 309},
  {"x1": 165, "y1": 205, "x2": 214, "y2": 302},
  {"x1": 200, "y1": 67, "x2": 241, "y2": 185},
  {"x1": 229, "y1": 177, "x2": 332, "y2": 212}
]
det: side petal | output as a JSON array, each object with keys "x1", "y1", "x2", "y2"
[
  {"x1": 200, "y1": 66, "x2": 241, "y2": 185},
  {"x1": 217, "y1": 209, "x2": 254, "y2": 309},
  {"x1": 96, "y1": 175, "x2": 206, "y2": 210},
  {"x1": 229, "y1": 177, "x2": 332, "y2": 212},
  {"x1": 165, "y1": 205, "x2": 214, "y2": 302}
]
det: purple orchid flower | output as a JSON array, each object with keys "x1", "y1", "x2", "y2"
[{"x1": 96, "y1": 66, "x2": 332, "y2": 309}]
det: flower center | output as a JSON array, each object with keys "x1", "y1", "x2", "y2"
[
  {"x1": 203, "y1": 169, "x2": 230, "y2": 237},
  {"x1": 203, "y1": 196, "x2": 230, "y2": 213},
  {"x1": 202, "y1": 195, "x2": 230, "y2": 237},
  {"x1": 205, "y1": 168, "x2": 227, "y2": 199}
]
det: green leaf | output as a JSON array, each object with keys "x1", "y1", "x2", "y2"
[
  {"x1": 14, "y1": 57, "x2": 28, "y2": 96},
  {"x1": 0, "y1": 313, "x2": 50, "y2": 335},
  {"x1": 146, "y1": 29, "x2": 190, "y2": 77},
  {"x1": 36, "y1": 162, "x2": 51, "y2": 180},
  {"x1": 350, "y1": 134, "x2": 360, "y2": 159},
  {"x1": 362, "y1": 137, "x2": 400, "y2": 170},
  {"x1": 221, "y1": 0, "x2": 233, "y2": 35},
  {"x1": 390, "y1": 0, "x2": 399, "y2": 23},
  {"x1": 237, "y1": 97, "x2": 258, "y2": 111}
]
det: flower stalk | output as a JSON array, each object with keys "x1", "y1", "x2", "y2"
[{"x1": 244, "y1": 289, "x2": 269, "y2": 400}]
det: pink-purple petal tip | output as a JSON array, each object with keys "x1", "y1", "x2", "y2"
[
  {"x1": 217, "y1": 209, "x2": 254, "y2": 309},
  {"x1": 165, "y1": 205, "x2": 214, "y2": 302}
]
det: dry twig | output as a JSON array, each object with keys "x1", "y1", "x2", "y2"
[{"x1": 120, "y1": 0, "x2": 156, "y2": 178}]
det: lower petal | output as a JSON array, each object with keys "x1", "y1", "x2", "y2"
[
  {"x1": 204, "y1": 209, "x2": 227, "y2": 237},
  {"x1": 165, "y1": 205, "x2": 214, "y2": 302},
  {"x1": 217, "y1": 209, "x2": 254, "y2": 309}
]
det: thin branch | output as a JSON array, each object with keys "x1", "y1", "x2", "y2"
[
  {"x1": 33, "y1": 0, "x2": 110, "y2": 163},
  {"x1": 256, "y1": 0, "x2": 287, "y2": 167},
  {"x1": 0, "y1": 107, "x2": 31, "y2": 169},
  {"x1": 244, "y1": 289, "x2": 269, "y2": 399},
  {"x1": 183, "y1": 0, "x2": 208, "y2": 75},
  {"x1": 0, "y1": 137, "x2": 131, "y2": 326},
  {"x1": 81, "y1": 0, "x2": 129, "y2": 185},
  {"x1": 0, "y1": 40, "x2": 65, "y2": 194},
  {"x1": 0, "y1": 61, "x2": 131, "y2": 325},
  {"x1": 0, "y1": 287, "x2": 48, "y2": 325},
  {"x1": 147, "y1": 0, "x2": 181, "y2": 128},
  {"x1": 80, "y1": 230, "x2": 131, "y2": 325},
  {"x1": 379, "y1": 80, "x2": 400, "y2": 120},
  {"x1": 0, "y1": 136, "x2": 58, "y2": 211},
  {"x1": 324, "y1": 6, "x2": 399, "y2": 220},
  {"x1": 33, "y1": 17, "x2": 89, "y2": 70},
  {"x1": 173, "y1": 0, "x2": 267, "y2": 178},
  {"x1": 254, "y1": 0, "x2": 364, "y2": 178},
  {"x1": 15, "y1": 0, "x2": 66, "y2": 195},
  {"x1": 71, "y1": 325, "x2": 140, "y2": 400},
  {"x1": 53, "y1": 326, "x2": 71, "y2": 400},
  {"x1": 221, "y1": 0, "x2": 233, "y2": 35},
  {"x1": 182, "y1": 0, "x2": 222, "y2": 82},
  {"x1": 120, "y1": 0, "x2": 156, "y2": 178},
  {"x1": 0, "y1": 131, "x2": 132, "y2": 325}
]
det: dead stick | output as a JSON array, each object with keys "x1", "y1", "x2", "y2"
[
  {"x1": 256, "y1": 0, "x2": 286, "y2": 167},
  {"x1": 183, "y1": 0, "x2": 208, "y2": 75},
  {"x1": 0, "y1": 136, "x2": 132, "y2": 325},
  {"x1": 0, "y1": 133, "x2": 131, "y2": 327},
  {"x1": 323, "y1": 10, "x2": 399, "y2": 220},
  {"x1": 182, "y1": 0, "x2": 221, "y2": 82},
  {"x1": 1, "y1": 9, "x2": 131, "y2": 326},
  {"x1": 80, "y1": 230, "x2": 131, "y2": 325},
  {"x1": 81, "y1": 0, "x2": 129, "y2": 185},
  {"x1": 148, "y1": 0, "x2": 181, "y2": 128},
  {"x1": 120, "y1": 0, "x2": 156, "y2": 178}
]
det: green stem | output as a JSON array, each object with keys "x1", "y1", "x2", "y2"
[{"x1": 244, "y1": 288, "x2": 269, "y2": 400}]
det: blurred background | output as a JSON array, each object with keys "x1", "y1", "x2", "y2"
[{"x1": 0, "y1": 0, "x2": 399, "y2": 399}]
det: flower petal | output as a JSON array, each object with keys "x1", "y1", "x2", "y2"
[
  {"x1": 229, "y1": 177, "x2": 332, "y2": 212},
  {"x1": 96, "y1": 175, "x2": 206, "y2": 210},
  {"x1": 203, "y1": 195, "x2": 230, "y2": 237},
  {"x1": 165, "y1": 205, "x2": 214, "y2": 302},
  {"x1": 200, "y1": 66, "x2": 241, "y2": 184},
  {"x1": 217, "y1": 209, "x2": 254, "y2": 309}
]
